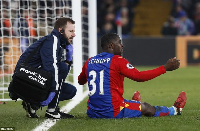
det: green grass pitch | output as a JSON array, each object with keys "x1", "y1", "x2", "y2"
[{"x1": 0, "y1": 66, "x2": 200, "y2": 131}]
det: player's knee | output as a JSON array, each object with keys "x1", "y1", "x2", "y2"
[{"x1": 141, "y1": 102, "x2": 156, "y2": 116}]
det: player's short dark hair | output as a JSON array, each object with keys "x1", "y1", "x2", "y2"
[
  {"x1": 54, "y1": 17, "x2": 75, "y2": 30},
  {"x1": 101, "y1": 33, "x2": 119, "y2": 49}
]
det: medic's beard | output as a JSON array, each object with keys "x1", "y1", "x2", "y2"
[
  {"x1": 63, "y1": 33, "x2": 71, "y2": 45},
  {"x1": 66, "y1": 37, "x2": 70, "y2": 45}
]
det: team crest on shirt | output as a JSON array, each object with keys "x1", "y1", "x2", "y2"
[{"x1": 126, "y1": 63, "x2": 134, "y2": 69}]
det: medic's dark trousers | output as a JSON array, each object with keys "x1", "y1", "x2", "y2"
[{"x1": 48, "y1": 62, "x2": 77, "y2": 109}]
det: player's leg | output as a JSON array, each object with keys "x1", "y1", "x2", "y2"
[
  {"x1": 141, "y1": 102, "x2": 177, "y2": 117},
  {"x1": 141, "y1": 102, "x2": 171, "y2": 116},
  {"x1": 141, "y1": 102, "x2": 156, "y2": 116},
  {"x1": 132, "y1": 91, "x2": 156, "y2": 116},
  {"x1": 133, "y1": 91, "x2": 170, "y2": 116},
  {"x1": 141, "y1": 91, "x2": 187, "y2": 117}
]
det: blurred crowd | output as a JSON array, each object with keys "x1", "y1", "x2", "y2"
[
  {"x1": 97, "y1": 0, "x2": 139, "y2": 37},
  {"x1": 161, "y1": 0, "x2": 200, "y2": 36},
  {"x1": 2, "y1": 0, "x2": 200, "y2": 40}
]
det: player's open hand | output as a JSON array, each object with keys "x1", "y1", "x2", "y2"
[{"x1": 164, "y1": 57, "x2": 180, "y2": 71}]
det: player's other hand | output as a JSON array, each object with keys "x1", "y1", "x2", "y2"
[{"x1": 164, "y1": 57, "x2": 180, "y2": 71}]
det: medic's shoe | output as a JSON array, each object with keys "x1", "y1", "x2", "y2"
[
  {"x1": 45, "y1": 107, "x2": 74, "y2": 119},
  {"x1": 173, "y1": 91, "x2": 187, "y2": 115},
  {"x1": 132, "y1": 91, "x2": 141, "y2": 102},
  {"x1": 55, "y1": 106, "x2": 75, "y2": 119},
  {"x1": 45, "y1": 110, "x2": 74, "y2": 119},
  {"x1": 22, "y1": 101, "x2": 39, "y2": 118}
]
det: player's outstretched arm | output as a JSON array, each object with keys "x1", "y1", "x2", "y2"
[{"x1": 164, "y1": 57, "x2": 180, "y2": 71}]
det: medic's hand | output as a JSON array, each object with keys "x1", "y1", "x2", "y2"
[
  {"x1": 40, "y1": 92, "x2": 56, "y2": 107},
  {"x1": 66, "y1": 44, "x2": 73, "y2": 62}
]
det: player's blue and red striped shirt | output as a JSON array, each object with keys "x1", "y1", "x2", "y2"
[{"x1": 78, "y1": 52, "x2": 166, "y2": 118}]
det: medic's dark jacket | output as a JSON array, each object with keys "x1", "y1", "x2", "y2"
[{"x1": 15, "y1": 29, "x2": 68, "y2": 92}]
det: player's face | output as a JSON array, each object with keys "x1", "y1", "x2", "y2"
[
  {"x1": 63, "y1": 22, "x2": 76, "y2": 43},
  {"x1": 113, "y1": 38, "x2": 123, "y2": 56}
]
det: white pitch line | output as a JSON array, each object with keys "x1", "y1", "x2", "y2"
[{"x1": 32, "y1": 91, "x2": 88, "y2": 131}]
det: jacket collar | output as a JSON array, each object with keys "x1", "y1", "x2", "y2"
[{"x1": 52, "y1": 29, "x2": 69, "y2": 48}]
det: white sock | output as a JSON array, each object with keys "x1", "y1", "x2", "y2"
[
  {"x1": 47, "y1": 108, "x2": 55, "y2": 112},
  {"x1": 30, "y1": 108, "x2": 36, "y2": 113},
  {"x1": 172, "y1": 106, "x2": 178, "y2": 115}
]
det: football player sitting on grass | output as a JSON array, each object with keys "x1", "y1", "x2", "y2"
[{"x1": 78, "y1": 33, "x2": 186, "y2": 118}]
